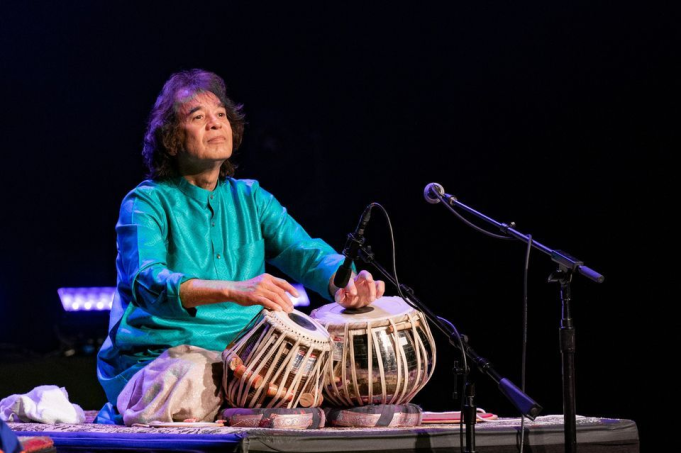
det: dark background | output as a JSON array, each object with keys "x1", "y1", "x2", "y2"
[{"x1": 0, "y1": 1, "x2": 676, "y2": 449}]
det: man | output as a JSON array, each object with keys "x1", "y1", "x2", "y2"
[{"x1": 96, "y1": 69, "x2": 384, "y2": 425}]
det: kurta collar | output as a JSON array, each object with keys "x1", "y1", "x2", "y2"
[{"x1": 173, "y1": 176, "x2": 222, "y2": 205}]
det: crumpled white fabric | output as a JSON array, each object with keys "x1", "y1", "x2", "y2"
[
  {"x1": 0, "y1": 385, "x2": 85, "y2": 424},
  {"x1": 117, "y1": 345, "x2": 223, "y2": 426}
]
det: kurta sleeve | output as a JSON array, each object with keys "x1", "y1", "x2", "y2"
[
  {"x1": 116, "y1": 189, "x2": 197, "y2": 318},
  {"x1": 252, "y1": 181, "x2": 344, "y2": 300}
]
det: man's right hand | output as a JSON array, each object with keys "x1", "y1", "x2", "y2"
[
  {"x1": 179, "y1": 274, "x2": 298, "y2": 313},
  {"x1": 225, "y1": 274, "x2": 298, "y2": 313}
]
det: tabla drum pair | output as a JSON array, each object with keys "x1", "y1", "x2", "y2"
[{"x1": 222, "y1": 296, "x2": 436, "y2": 409}]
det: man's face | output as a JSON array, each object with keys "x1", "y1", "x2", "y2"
[{"x1": 174, "y1": 90, "x2": 233, "y2": 166}]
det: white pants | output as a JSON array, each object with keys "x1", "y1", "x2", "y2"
[{"x1": 116, "y1": 345, "x2": 223, "y2": 426}]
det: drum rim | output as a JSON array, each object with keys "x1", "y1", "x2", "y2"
[
  {"x1": 263, "y1": 308, "x2": 333, "y2": 347},
  {"x1": 310, "y1": 296, "x2": 421, "y2": 328}
]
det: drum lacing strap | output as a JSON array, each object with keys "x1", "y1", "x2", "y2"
[
  {"x1": 421, "y1": 310, "x2": 437, "y2": 379},
  {"x1": 241, "y1": 317, "x2": 270, "y2": 366},
  {"x1": 389, "y1": 317, "x2": 409, "y2": 404},
  {"x1": 287, "y1": 340, "x2": 319, "y2": 408},
  {"x1": 265, "y1": 337, "x2": 304, "y2": 408},
  {"x1": 334, "y1": 321, "x2": 354, "y2": 407},
  {"x1": 349, "y1": 321, "x2": 363, "y2": 406},
  {"x1": 404, "y1": 311, "x2": 424, "y2": 402},
  {"x1": 230, "y1": 318, "x2": 276, "y2": 407},
  {"x1": 371, "y1": 321, "x2": 388, "y2": 404},
  {"x1": 310, "y1": 342, "x2": 331, "y2": 406},
  {"x1": 321, "y1": 321, "x2": 338, "y2": 406},
  {"x1": 225, "y1": 315, "x2": 270, "y2": 406},
  {"x1": 243, "y1": 327, "x2": 288, "y2": 408}
]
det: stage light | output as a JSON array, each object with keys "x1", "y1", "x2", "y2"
[{"x1": 57, "y1": 287, "x2": 115, "y2": 312}]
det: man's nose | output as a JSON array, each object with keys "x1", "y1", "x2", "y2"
[{"x1": 207, "y1": 114, "x2": 223, "y2": 129}]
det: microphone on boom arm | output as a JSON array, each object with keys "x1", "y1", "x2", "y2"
[
  {"x1": 424, "y1": 182, "x2": 456, "y2": 205},
  {"x1": 333, "y1": 204, "x2": 374, "y2": 289}
]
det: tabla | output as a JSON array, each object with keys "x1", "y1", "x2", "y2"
[
  {"x1": 222, "y1": 308, "x2": 333, "y2": 409},
  {"x1": 310, "y1": 296, "x2": 436, "y2": 406}
]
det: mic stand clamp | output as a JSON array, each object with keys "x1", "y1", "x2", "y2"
[
  {"x1": 341, "y1": 232, "x2": 366, "y2": 264},
  {"x1": 452, "y1": 360, "x2": 463, "y2": 401}
]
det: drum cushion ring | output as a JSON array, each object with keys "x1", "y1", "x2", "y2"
[
  {"x1": 324, "y1": 403, "x2": 423, "y2": 427},
  {"x1": 221, "y1": 407, "x2": 326, "y2": 429}
]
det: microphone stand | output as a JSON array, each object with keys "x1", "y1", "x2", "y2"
[
  {"x1": 355, "y1": 245, "x2": 542, "y2": 453},
  {"x1": 433, "y1": 192, "x2": 605, "y2": 453}
]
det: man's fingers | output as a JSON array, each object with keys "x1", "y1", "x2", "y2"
[
  {"x1": 272, "y1": 276, "x2": 299, "y2": 298},
  {"x1": 376, "y1": 280, "x2": 386, "y2": 298},
  {"x1": 362, "y1": 275, "x2": 377, "y2": 301},
  {"x1": 256, "y1": 296, "x2": 282, "y2": 312},
  {"x1": 259, "y1": 275, "x2": 295, "y2": 312},
  {"x1": 356, "y1": 270, "x2": 373, "y2": 281},
  {"x1": 266, "y1": 288, "x2": 294, "y2": 312},
  {"x1": 345, "y1": 277, "x2": 358, "y2": 296}
]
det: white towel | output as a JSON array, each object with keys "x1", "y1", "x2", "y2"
[{"x1": 0, "y1": 385, "x2": 85, "y2": 424}]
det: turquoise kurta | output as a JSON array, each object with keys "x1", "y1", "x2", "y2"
[{"x1": 97, "y1": 177, "x2": 343, "y2": 407}]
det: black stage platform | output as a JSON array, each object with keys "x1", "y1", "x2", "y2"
[{"x1": 8, "y1": 414, "x2": 638, "y2": 453}]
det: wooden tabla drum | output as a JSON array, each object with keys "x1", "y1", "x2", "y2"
[
  {"x1": 222, "y1": 308, "x2": 333, "y2": 409},
  {"x1": 310, "y1": 296, "x2": 436, "y2": 406}
]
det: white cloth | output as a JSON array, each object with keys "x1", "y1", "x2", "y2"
[
  {"x1": 117, "y1": 345, "x2": 223, "y2": 426},
  {"x1": 0, "y1": 385, "x2": 85, "y2": 424}
]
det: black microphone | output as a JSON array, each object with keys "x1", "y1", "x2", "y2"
[
  {"x1": 423, "y1": 182, "x2": 445, "y2": 204},
  {"x1": 334, "y1": 204, "x2": 374, "y2": 288}
]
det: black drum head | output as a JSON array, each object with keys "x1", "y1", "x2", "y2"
[
  {"x1": 341, "y1": 306, "x2": 375, "y2": 315},
  {"x1": 288, "y1": 312, "x2": 317, "y2": 331}
]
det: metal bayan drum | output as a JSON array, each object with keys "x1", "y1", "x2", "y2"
[
  {"x1": 310, "y1": 296, "x2": 436, "y2": 406},
  {"x1": 222, "y1": 309, "x2": 333, "y2": 409}
]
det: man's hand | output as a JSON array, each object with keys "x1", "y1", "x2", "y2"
[
  {"x1": 180, "y1": 274, "x2": 297, "y2": 313},
  {"x1": 226, "y1": 274, "x2": 297, "y2": 313},
  {"x1": 334, "y1": 270, "x2": 385, "y2": 309}
]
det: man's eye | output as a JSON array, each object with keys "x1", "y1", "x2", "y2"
[
  {"x1": 193, "y1": 114, "x2": 204, "y2": 120},
  {"x1": 217, "y1": 112, "x2": 226, "y2": 117}
]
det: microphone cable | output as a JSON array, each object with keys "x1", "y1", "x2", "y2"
[
  {"x1": 430, "y1": 189, "x2": 515, "y2": 241},
  {"x1": 372, "y1": 202, "x2": 470, "y2": 449},
  {"x1": 427, "y1": 183, "x2": 537, "y2": 451}
]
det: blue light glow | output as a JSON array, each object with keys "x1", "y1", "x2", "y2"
[
  {"x1": 57, "y1": 287, "x2": 115, "y2": 312},
  {"x1": 289, "y1": 283, "x2": 310, "y2": 307}
]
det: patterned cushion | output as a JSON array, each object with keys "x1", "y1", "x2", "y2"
[
  {"x1": 324, "y1": 404, "x2": 422, "y2": 427},
  {"x1": 220, "y1": 407, "x2": 325, "y2": 429}
]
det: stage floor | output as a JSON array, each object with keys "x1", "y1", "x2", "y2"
[{"x1": 8, "y1": 414, "x2": 639, "y2": 453}]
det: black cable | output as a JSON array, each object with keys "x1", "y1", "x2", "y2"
[
  {"x1": 433, "y1": 191, "x2": 514, "y2": 241},
  {"x1": 430, "y1": 187, "x2": 539, "y2": 444},
  {"x1": 372, "y1": 202, "x2": 470, "y2": 450}
]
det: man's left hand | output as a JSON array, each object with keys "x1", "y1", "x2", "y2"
[{"x1": 334, "y1": 270, "x2": 385, "y2": 309}]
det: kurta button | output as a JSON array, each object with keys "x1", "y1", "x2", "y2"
[
  {"x1": 216, "y1": 254, "x2": 221, "y2": 259},
  {"x1": 211, "y1": 222, "x2": 215, "y2": 227},
  {"x1": 210, "y1": 195, "x2": 214, "y2": 199}
]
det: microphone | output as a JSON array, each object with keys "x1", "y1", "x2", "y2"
[
  {"x1": 423, "y1": 182, "x2": 445, "y2": 204},
  {"x1": 334, "y1": 204, "x2": 374, "y2": 288}
]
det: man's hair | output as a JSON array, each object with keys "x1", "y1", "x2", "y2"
[{"x1": 142, "y1": 69, "x2": 245, "y2": 180}]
